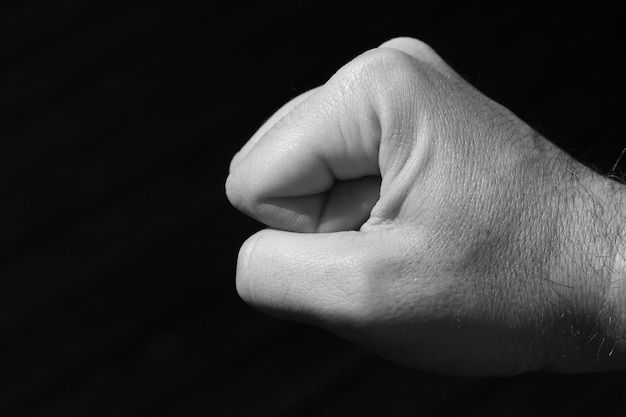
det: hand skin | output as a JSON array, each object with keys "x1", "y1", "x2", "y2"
[{"x1": 226, "y1": 37, "x2": 626, "y2": 376}]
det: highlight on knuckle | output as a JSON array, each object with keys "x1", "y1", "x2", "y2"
[{"x1": 225, "y1": 173, "x2": 242, "y2": 208}]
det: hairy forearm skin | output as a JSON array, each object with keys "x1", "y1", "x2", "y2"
[
  {"x1": 547, "y1": 150, "x2": 626, "y2": 372},
  {"x1": 593, "y1": 171, "x2": 626, "y2": 369}
]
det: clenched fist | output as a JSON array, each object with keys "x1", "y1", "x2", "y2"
[{"x1": 226, "y1": 37, "x2": 626, "y2": 376}]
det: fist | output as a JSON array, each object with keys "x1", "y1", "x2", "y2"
[{"x1": 226, "y1": 38, "x2": 624, "y2": 376}]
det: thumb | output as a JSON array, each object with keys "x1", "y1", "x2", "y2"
[{"x1": 236, "y1": 228, "x2": 381, "y2": 327}]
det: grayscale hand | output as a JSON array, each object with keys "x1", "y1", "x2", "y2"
[{"x1": 227, "y1": 37, "x2": 626, "y2": 376}]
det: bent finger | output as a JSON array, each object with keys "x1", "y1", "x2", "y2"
[{"x1": 229, "y1": 87, "x2": 320, "y2": 173}]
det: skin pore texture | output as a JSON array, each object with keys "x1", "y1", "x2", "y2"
[{"x1": 226, "y1": 37, "x2": 626, "y2": 376}]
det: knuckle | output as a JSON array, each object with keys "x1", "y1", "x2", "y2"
[
  {"x1": 225, "y1": 168, "x2": 265, "y2": 220},
  {"x1": 225, "y1": 173, "x2": 241, "y2": 208},
  {"x1": 381, "y1": 36, "x2": 435, "y2": 54},
  {"x1": 339, "y1": 47, "x2": 416, "y2": 87},
  {"x1": 225, "y1": 171, "x2": 255, "y2": 217},
  {"x1": 330, "y1": 46, "x2": 435, "y2": 108}
]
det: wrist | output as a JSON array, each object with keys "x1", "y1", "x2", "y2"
[
  {"x1": 547, "y1": 160, "x2": 626, "y2": 372},
  {"x1": 602, "y1": 176, "x2": 626, "y2": 366}
]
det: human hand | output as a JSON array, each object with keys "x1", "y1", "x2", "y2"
[{"x1": 226, "y1": 37, "x2": 626, "y2": 376}]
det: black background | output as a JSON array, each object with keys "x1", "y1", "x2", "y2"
[{"x1": 1, "y1": 1, "x2": 624, "y2": 416}]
